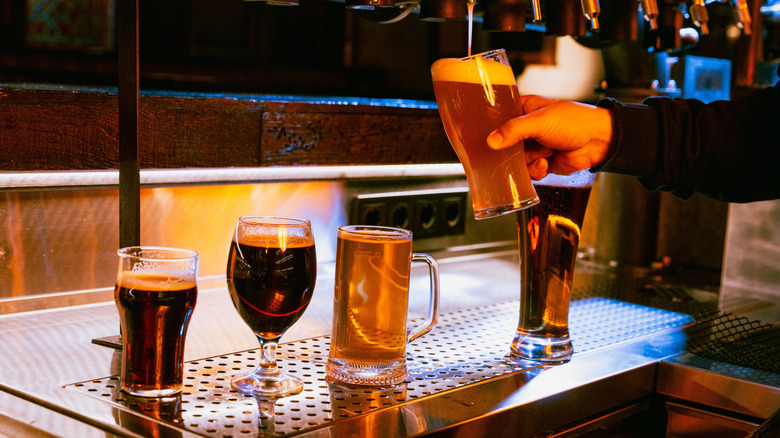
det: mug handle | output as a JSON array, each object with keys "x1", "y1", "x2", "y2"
[{"x1": 407, "y1": 253, "x2": 440, "y2": 343}]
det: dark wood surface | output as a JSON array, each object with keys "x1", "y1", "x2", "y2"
[{"x1": 0, "y1": 87, "x2": 457, "y2": 171}]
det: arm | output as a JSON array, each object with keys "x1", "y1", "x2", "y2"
[{"x1": 488, "y1": 84, "x2": 780, "y2": 202}]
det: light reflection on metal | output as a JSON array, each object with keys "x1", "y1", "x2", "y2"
[{"x1": 0, "y1": 164, "x2": 466, "y2": 190}]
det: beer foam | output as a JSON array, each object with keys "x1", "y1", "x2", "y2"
[
  {"x1": 237, "y1": 233, "x2": 313, "y2": 248},
  {"x1": 118, "y1": 272, "x2": 197, "y2": 291},
  {"x1": 535, "y1": 170, "x2": 597, "y2": 188},
  {"x1": 431, "y1": 56, "x2": 516, "y2": 86}
]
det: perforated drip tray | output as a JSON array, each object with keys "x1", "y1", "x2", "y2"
[{"x1": 66, "y1": 298, "x2": 694, "y2": 437}]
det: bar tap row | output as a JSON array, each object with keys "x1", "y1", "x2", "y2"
[{"x1": 247, "y1": 0, "x2": 753, "y2": 47}]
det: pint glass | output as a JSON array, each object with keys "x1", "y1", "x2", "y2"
[
  {"x1": 327, "y1": 226, "x2": 440, "y2": 386},
  {"x1": 115, "y1": 246, "x2": 199, "y2": 397},
  {"x1": 431, "y1": 49, "x2": 539, "y2": 219},
  {"x1": 511, "y1": 170, "x2": 596, "y2": 362}
]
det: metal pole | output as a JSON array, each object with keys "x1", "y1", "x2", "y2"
[{"x1": 118, "y1": 0, "x2": 140, "y2": 248}]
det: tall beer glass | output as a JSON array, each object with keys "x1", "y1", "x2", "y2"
[
  {"x1": 115, "y1": 247, "x2": 199, "y2": 397},
  {"x1": 511, "y1": 170, "x2": 596, "y2": 363},
  {"x1": 431, "y1": 49, "x2": 539, "y2": 219}
]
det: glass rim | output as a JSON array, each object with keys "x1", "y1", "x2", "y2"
[
  {"x1": 456, "y1": 48, "x2": 506, "y2": 62},
  {"x1": 238, "y1": 216, "x2": 311, "y2": 227},
  {"x1": 117, "y1": 246, "x2": 199, "y2": 262},
  {"x1": 338, "y1": 225, "x2": 412, "y2": 240}
]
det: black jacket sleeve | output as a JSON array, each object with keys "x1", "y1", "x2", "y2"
[{"x1": 595, "y1": 80, "x2": 780, "y2": 203}]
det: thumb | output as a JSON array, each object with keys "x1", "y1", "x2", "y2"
[{"x1": 487, "y1": 112, "x2": 544, "y2": 150}]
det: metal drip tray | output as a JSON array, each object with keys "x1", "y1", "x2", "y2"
[{"x1": 65, "y1": 298, "x2": 694, "y2": 437}]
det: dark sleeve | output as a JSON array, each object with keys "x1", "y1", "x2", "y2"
[{"x1": 595, "y1": 81, "x2": 780, "y2": 203}]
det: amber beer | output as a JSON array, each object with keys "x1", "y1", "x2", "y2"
[
  {"x1": 327, "y1": 226, "x2": 439, "y2": 386},
  {"x1": 511, "y1": 171, "x2": 596, "y2": 362},
  {"x1": 116, "y1": 271, "x2": 197, "y2": 397},
  {"x1": 431, "y1": 49, "x2": 538, "y2": 219}
]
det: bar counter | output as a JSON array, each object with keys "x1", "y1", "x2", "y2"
[{"x1": 1, "y1": 253, "x2": 778, "y2": 437}]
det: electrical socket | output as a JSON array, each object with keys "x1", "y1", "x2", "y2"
[{"x1": 349, "y1": 188, "x2": 468, "y2": 239}]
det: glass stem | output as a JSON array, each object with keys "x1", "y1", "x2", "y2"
[{"x1": 255, "y1": 335, "x2": 281, "y2": 375}]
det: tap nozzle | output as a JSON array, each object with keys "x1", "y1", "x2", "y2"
[
  {"x1": 580, "y1": 0, "x2": 601, "y2": 29},
  {"x1": 531, "y1": 0, "x2": 543, "y2": 21},
  {"x1": 641, "y1": 0, "x2": 659, "y2": 30}
]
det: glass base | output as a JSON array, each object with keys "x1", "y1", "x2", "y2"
[
  {"x1": 121, "y1": 384, "x2": 182, "y2": 398},
  {"x1": 473, "y1": 196, "x2": 539, "y2": 220},
  {"x1": 326, "y1": 358, "x2": 407, "y2": 386},
  {"x1": 510, "y1": 330, "x2": 573, "y2": 364},
  {"x1": 231, "y1": 370, "x2": 304, "y2": 397}
]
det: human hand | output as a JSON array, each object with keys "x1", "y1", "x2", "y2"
[{"x1": 486, "y1": 95, "x2": 613, "y2": 180}]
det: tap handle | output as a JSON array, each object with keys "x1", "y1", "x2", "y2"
[
  {"x1": 641, "y1": 0, "x2": 659, "y2": 29},
  {"x1": 734, "y1": 0, "x2": 752, "y2": 35},
  {"x1": 690, "y1": 0, "x2": 709, "y2": 34}
]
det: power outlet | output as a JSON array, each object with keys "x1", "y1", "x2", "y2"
[{"x1": 349, "y1": 188, "x2": 468, "y2": 239}]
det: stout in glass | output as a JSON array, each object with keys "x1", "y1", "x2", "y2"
[
  {"x1": 226, "y1": 216, "x2": 316, "y2": 397},
  {"x1": 115, "y1": 247, "x2": 199, "y2": 397}
]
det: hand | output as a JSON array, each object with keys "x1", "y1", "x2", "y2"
[{"x1": 486, "y1": 95, "x2": 613, "y2": 180}]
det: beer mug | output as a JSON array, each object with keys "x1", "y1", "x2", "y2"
[
  {"x1": 431, "y1": 48, "x2": 539, "y2": 219},
  {"x1": 326, "y1": 226, "x2": 440, "y2": 386},
  {"x1": 511, "y1": 170, "x2": 597, "y2": 363},
  {"x1": 115, "y1": 246, "x2": 199, "y2": 397}
]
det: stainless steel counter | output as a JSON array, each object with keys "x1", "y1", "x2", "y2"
[{"x1": 1, "y1": 254, "x2": 778, "y2": 437}]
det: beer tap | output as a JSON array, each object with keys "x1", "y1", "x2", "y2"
[
  {"x1": 689, "y1": 0, "x2": 709, "y2": 34},
  {"x1": 733, "y1": 0, "x2": 752, "y2": 35},
  {"x1": 531, "y1": 0, "x2": 543, "y2": 21},
  {"x1": 641, "y1": 0, "x2": 660, "y2": 30},
  {"x1": 580, "y1": 0, "x2": 601, "y2": 30}
]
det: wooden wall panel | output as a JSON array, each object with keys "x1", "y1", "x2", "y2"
[{"x1": 0, "y1": 88, "x2": 457, "y2": 171}]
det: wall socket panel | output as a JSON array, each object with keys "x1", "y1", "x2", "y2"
[{"x1": 349, "y1": 188, "x2": 468, "y2": 239}]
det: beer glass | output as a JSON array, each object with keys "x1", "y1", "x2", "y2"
[
  {"x1": 511, "y1": 170, "x2": 596, "y2": 363},
  {"x1": 327, "y1": 225, "x2": 440, "y2": 386},
  {"x1": 226, "y1": 216, "x2": 316, "y2": 396},
  {"x1": 431, "y1": 48, "x2": 539, "y2": 219},
  {"x1": 115, "y1": 246, "x2": 199, "y2": 397}
]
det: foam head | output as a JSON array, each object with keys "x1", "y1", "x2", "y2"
[{"x1": 431, "y1": 54, "x2": 516, "y2": 86}]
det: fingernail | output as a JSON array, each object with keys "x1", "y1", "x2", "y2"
[{"x1": 487, "y1": 131, "x2": 503, "y2": 147}]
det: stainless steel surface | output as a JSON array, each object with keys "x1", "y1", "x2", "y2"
[
  {"x1": 666, "y1": 401, "x2": 760, "y2": 438},
  {"x1": 2, "y1": 250, "x2": 778, "y2": 437},
  {"x1": 64, "y1": 296, "x2": 692, "y2": 437},
  {"x1": 1, "y1": 255, "x2": 698, "y2": 437},
  {"x1": 658, "y1": 353, "x2": 780, "y2": 419}
]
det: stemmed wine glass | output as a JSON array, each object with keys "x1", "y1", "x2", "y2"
[{"x1": 226, "y1": 216, "x2": 316, "y2": 396}]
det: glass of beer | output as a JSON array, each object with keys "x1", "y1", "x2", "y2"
[
  {"x1": 115, "y1": 246, "x2": 199, "y2": 397},
  {"x1": 226, "y1": 216, "x2": 316, "y2": 397},
  {"x1": 431, "y1": 48, "x2": 539, "y2": 219},
  {"x1": 327, "y1": 225, "x2": 440, "y2": 386},
  {"x1": 511, "y1": 170, "x2": 596, "y2": 363}
]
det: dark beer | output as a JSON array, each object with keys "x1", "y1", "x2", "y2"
[
  {"x1": 516, "y1": 184, "x2": 592, "y2": 337},
  {"x1": 116, "y1": 273, "x2": 197, "y2": 396},
  {"x1": 226, "y1": 236, "x2": 316, "y2": 340}
]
